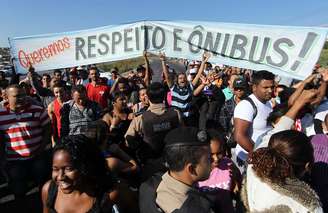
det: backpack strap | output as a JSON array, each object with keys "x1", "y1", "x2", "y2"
[{"x1": 244, "y1": 97, "x2": 257, "y2": 120}]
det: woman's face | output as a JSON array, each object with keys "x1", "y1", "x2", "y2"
[{"x1": 52, "y1": 150, "x2": 80, "y2": 194}]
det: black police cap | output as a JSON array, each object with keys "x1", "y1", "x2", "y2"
[{"x1": 164, "y1": 127, "x2": 210, "y2": 148}]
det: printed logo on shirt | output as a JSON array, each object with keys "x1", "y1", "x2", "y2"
[{"x1": 99, "y1": 91, "x2": 105, "y2": 96}]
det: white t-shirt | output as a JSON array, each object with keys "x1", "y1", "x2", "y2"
[
  {"x1": 314, "y1": 98, "x2": 328, "y2": 121},
  {"x1": 233, "y1": 94, "x2": 272, "y2": 161}
]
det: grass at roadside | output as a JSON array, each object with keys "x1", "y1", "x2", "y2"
[
  {"x1": 98, "y1": 57, "x2": 145, "y2": 74},
  {"x1": 318, "y1": 48, "x2": 328, "y2": 67}
]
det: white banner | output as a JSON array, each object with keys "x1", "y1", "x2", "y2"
[{"x1": 9, "y1": 21, "x2": 328, "y2": 79}]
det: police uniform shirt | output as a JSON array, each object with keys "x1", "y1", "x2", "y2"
[{"x1": 156, "y1": 172, "x2": 196, "y2": 213}]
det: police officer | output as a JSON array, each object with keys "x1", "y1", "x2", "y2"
[
  {"x1": 125, "y1": 82, "x2": 183, "y2": 180},
  {"x1": 139, "y1": 127, "x2": 213, "y2": 213}
]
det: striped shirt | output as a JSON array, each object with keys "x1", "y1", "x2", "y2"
[
  {"x1": 0, "y1": 104, "x2": 50, "y2": 161},
  {"x1": 170, "y1": 83, "x2": 193, "y2": 117}
]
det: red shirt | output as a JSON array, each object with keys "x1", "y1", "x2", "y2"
[
  {"x1": 86, "y1": 83, "x2": 110, "y2": 109},
  {"x1": 53, "y1": 98, "x2": 62, "y2": 138}
]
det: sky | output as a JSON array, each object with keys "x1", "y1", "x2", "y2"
[{"x1": 0, "y1": 0, "x2": 327, "y2": 47}]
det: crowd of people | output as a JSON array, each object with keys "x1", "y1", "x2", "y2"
[{"x1": 0, "y1": 51, "x2": 327, "y2": 213}]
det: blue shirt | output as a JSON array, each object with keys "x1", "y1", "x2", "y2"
[{"x1": 222, "y1": 87, "x2": 233, "y2": 101}]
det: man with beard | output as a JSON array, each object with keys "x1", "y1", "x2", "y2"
[{"x1": 233, "y1": 71, "x2": 275, "y2": 171}]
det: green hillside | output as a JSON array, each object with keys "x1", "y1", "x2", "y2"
[
  {"x1": 318, "y1": 48, "x2": 328, "y2": 67},
  {"x1": 98, "y1": 42, "x2": 328, "y2": 74}
]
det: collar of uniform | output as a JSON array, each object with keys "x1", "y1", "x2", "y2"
[
  {"x1": 148, "y1": 103, "x2": 166, "y2": 113},
  {"x1": 161, "y1": 172, "x2": 194, "y2": 196}
]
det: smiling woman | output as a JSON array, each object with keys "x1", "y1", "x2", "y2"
[{"x1": 41, "y1": 135, "x2": 117, "y2": 213}]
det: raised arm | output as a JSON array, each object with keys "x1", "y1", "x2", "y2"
[
  {"x1": 264, "y1": 89, "x2": 319, "y2": 143},
  {"x1": 159, "y1": 53, "x2": 173, "y2": 88},
  {"x1": 28, "y1": 71, "x2": 52, "y2": 97},
  {"x1": 288, "y1": 74, "x2": 316, "y2": 107},
  {"x1": 312, "y1": 80, "x2": 326, "y2": 106},
  {"x1": 9, "y1": 62, "x2": 20, "y2": 85},
  {"x1": 286, "y1": 89, "x2": 318, "y2": 120},
  {"x1": 143, "y1": 51, "x2": 150, "y2": 87},
  {"x1": 192, "y1": 52, "x2": 211, "y2": 86},
  {"x1": 110, "y1": 77, "x2": 120, "y2": 95},
  {"x1": 193, "y1": 75, "x2": 207, "y2": 96}
]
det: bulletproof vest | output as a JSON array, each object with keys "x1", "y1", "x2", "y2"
[{"x1": 141, "y1": 108, "x2": 180, "y2": 154}]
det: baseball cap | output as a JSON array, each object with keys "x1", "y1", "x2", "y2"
[
  {"x1": 233, "y1": 77, "x2": 247, "y2": 89},
  {"x1": 164, "y1": 127, "x2": 210, "y2": 148}
]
